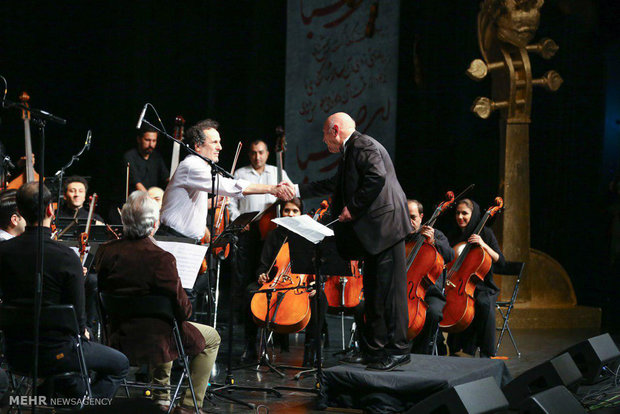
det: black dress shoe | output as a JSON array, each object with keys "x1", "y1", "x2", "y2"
[
  {"x1": 366, "y1": 354, "x2": 411, "y2": 371},
  {"x1": 339, "y1": 349, "x2": 381, "y2": 365}
]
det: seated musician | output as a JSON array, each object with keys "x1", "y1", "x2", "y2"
[
  {"x1": 96, "y1": 191, "x2": 220, "y2": 413},
  {"x1": 243, "y1": 198, "x2": 327, "y2": 367},
  {"x1": 0, "y1": 189, "x2": 26, "y2": 240},
  {"x1": 445, "y1": 198, "x2": 505, "y2": 358},
  {"x1": 123, "y1": 126, "x2": 170, "y2": 192},
  {"x1": 56, "y1": 175, "x2": 104, "y2": 224},
  {"x1": 406, "y1": 199, "x2": 454, "y2": 355},
  {"x1": 0, "y1": 182, "x2": 129, "y2": 399}
]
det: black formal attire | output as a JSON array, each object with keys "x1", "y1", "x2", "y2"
[
  {"x1": 406, "y1": 229, "x2": 454, "y2": 354},
  {"x1": 299, "y1": 131, "x2": 412, "y2": 357},
  {"x1": 56, "y1": 203, "x2": 104, "y2": 223},
  {"x1": 0, "y1": 227, "x2": 129, "y2": 398},
  {"x1": 445, "y1": 201, "x2": 505, "y2": 358},
  {"x1": 123, "y1": 148, "x2": 169, "y2": 190}
]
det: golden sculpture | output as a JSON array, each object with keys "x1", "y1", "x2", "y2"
[{"x1": 467, "y1": 0, "x2": 577, "y2": 308}]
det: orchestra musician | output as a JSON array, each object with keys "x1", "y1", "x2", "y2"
[
  {"x1": 56, "y1": 175, "x2": 104, "y2": 224},
  {"x1": 229, "y1": 140, "x2": 293, "y2": 294},
  {"x1": 406, "y1": 199, "x2": 454, "y2": 354},
  {"x1": 0, "y1": 189, "x2": 26, "y2": 240},
  {"x1": 96, "y1": 191, "x2": 220, "y2": 413},
  {"x1": 445, "y1": 198, "x2": 505, "y2": 358},
  {"x1": 242, "y1": 198, "x2": 326, "y2": 367},
  {"x1": 292, "y1": 112, "x2": 413, "y2": 371},
  {"x1": 123, "y1": 125, "x2": 170, "y2": 192},
  {"x1": 158, "y1": 119, "x2": 294, "y2": 241}
]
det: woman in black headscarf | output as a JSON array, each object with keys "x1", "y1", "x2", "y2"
[{"x1": 446, "y1": 199, "x2": 505, "y2": 358}]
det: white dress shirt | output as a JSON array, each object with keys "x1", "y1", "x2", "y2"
[
  {"x1": 0, "y1": 229, "x2": 14, "y2": 241},
  {"x1": 228, "y1": 164, "x2": 291, "y2": 220},
  {"x1": 160, "y1": 154, "x2": 251, "y2": 239}
]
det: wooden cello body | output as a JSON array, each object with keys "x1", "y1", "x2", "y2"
[
  {"x1": 440, "y1": 197, "x2": 503, "y2": 333},
  {"x1": 250, "y1": 241, "x2": 311, "y2": 334},
  {"x1": 405, "y1": 191, "x2": 454, "y2": 339},
  {"x1": 324, "y1": 260, "x2": 363, "y2": 310}
]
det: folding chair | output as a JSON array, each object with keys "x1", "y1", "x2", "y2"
[
  {"x1": 495, "y1": 261, "x2": 525, "y2": 357},
  {"x1": 98, "y1": 293, "x2": 200, "y2": 414},
  {"x1": 0, "y1": 304, "x2": 93, "y2": 411}
]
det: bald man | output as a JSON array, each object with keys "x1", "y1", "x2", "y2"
[{"x1": 295, "y1": 112, "x2": 412, "y2": 371}]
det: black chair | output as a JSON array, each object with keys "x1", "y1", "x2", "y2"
[
  {"x1": 0, "y1": 304, "x2": 93, "y2": 411},
  {"x1": 98, "y1": 293, "x2": 199, "y2": 414},
  {"x1": 495, "y1": 261, "x2": 525, "y2": 357}
]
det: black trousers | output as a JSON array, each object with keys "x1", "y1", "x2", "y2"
[
  {"x1": 447, "y1": 287, "x2": 498, "y2": 357},
  {"x1": 361, "y1": 239, "x2": 409, "y2": 356}
]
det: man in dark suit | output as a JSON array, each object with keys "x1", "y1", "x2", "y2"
[{"x1": 294, "y1": 112, "x2": 412, "y2": 370}]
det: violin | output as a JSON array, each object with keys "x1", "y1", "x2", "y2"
[
  {"x1": 249, "y1": 200, "x2": 329, "y2": 334},
  {"x1": 8, "y1": 92, "x2": 39, "y2": 189},
  {"x1": 440, "y1": 197, "x2": 503, "y2": 333},
  {"x1": 169, "y1": 116, "x2": 185, "y2": 179},
  {"x1": 405, "y1": 191, "x2": 455, "y2": 340},
  {"x1": 257, "y1": 126, "x2": 286, "y2": 240},
  {"x1": 79, "y1": 193, "x2": 98, "y2": 265}
]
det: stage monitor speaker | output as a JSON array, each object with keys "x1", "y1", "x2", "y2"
[
  {"x1": 502, "y1": 352, "x2": 582, "y2": 409},
  {"x1": 406, "y1": 376, "x2": 509, "y2": 414},
  {"x1": 562, "y1": 333, "x2": 620, "y2": 384},
  {"x1": 518, "y1": 385, "x2": 586, "y2": 413}
]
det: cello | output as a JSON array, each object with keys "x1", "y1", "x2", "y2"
[
  {"x1": 405, "y1": 191, "x2": 455, "y2": 339},
  {"x1": 256, "y1": 126, "x2": 286, "y2": 240},
  {"x1": 8, "y1": 92, "x2": 38, "y2": 189},
  {"x1": 250, "y1": 201, "x2": 329, "y2": 334},
  {"x1": 439, "y1": 197, "x2": 504, "y2": 333}
]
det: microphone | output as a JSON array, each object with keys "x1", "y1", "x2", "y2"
[
  {"x1": 2, "y1": 155, "x2": 15, "y2": 170},
  {"x1": 136, "y1": 104, "x2": 148, "y2": 129},
  {"x1": 85, "y1": 130, "x2": 92, "y2": 151}
]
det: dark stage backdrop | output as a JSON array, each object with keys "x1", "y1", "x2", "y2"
[{"x1": 0, "y1": 1, "x2": 617, "y2": 326}]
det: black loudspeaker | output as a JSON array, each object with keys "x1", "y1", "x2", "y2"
[
  {"x1": 562, "y1": 333, "x2": 620, "y2": 384},
  {"x1": 518, "y1": 385, "x2": 586, "y2": 413},
  {"x1": 407, "y1": 377, "x2": 509, "y2": 414},
  {"x1": 502, "y1": 352, "x2": 582, "y2": 409}
]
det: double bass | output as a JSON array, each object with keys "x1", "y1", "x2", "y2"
[
  {"x1": 8, "y1": 92, "x2": 38, "y2": 189},
  {"x1": 169, "y1": 115, "x2": 185, "y2": 178},
  {"x1": 439, "y1": 197, "x2": 504, "y2": 333},
  {"x1": 256, "y1": 126, "x2": 286, "y2": 240},
  {"x1": 405, "y1": 191, "x2": 455, "y2": 339}
]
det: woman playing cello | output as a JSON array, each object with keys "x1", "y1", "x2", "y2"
[
  {"x1": 445, "y1": 198, "x2": 505, "y2": 358},
  {"x1": 242, "y1": 198, "x2": 327, "y2": 367}
]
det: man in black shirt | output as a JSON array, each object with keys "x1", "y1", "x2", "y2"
[
  {"x1": 406, "y1": 199, "x2": 454, "y2": 355},
  {"x1": 0, "y1": 182, "x2": 128, "y2": 399},
  {"x1": 123, "y1": 126, "x2": 169, "y2": 192}
]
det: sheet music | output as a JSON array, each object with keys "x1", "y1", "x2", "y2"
[
  {"x1": 156, "y1": 241, "x2": 209, "y2": 289},
  {"x1": 272, "y1": 215, "x2": 334, "y2": 244}
]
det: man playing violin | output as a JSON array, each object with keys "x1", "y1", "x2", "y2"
[
  {"x1": 56, "y1": 175, "x2": 104, "y2": 224},
  {"x1": 406, "y1": 199, "x2": 454, "y2": 354},
  {"x1": 290, "y1": 112, "x2": 412, "y2": 371}
]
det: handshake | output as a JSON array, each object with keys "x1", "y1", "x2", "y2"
[{"x1": 272, "y1": 181, "x2": 296, "y2": 201}]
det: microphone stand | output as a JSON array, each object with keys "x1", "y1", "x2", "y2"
[
  {"x1": 2, "y1": 88, "x2": 66, "y2": 413},
  {"x1": 53, "y1": 131, "x2": 92, "y2": 221}
]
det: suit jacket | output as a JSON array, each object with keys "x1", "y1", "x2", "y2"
[
  {"x1": 95, "y1": 236, "x2": 205, "y2": 364},
  {"x1": 300, "y1": 131, "x2": 412, "y2": 257}
]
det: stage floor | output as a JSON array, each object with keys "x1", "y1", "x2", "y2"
[{"x1": 196, "y1": 316, "x2": 601, "y2": 413}]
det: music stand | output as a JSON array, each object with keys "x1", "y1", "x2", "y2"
[
  {"x1": 209, "y1": 212, "x2": 282, "y2": 406},
  {"x1": 270, "y1": 216, "x2": 348, "y2": 392}
]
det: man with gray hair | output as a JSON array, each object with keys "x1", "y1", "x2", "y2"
[{"x1": 96, "y1": 191, "x2": 221, "y2": 413}]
